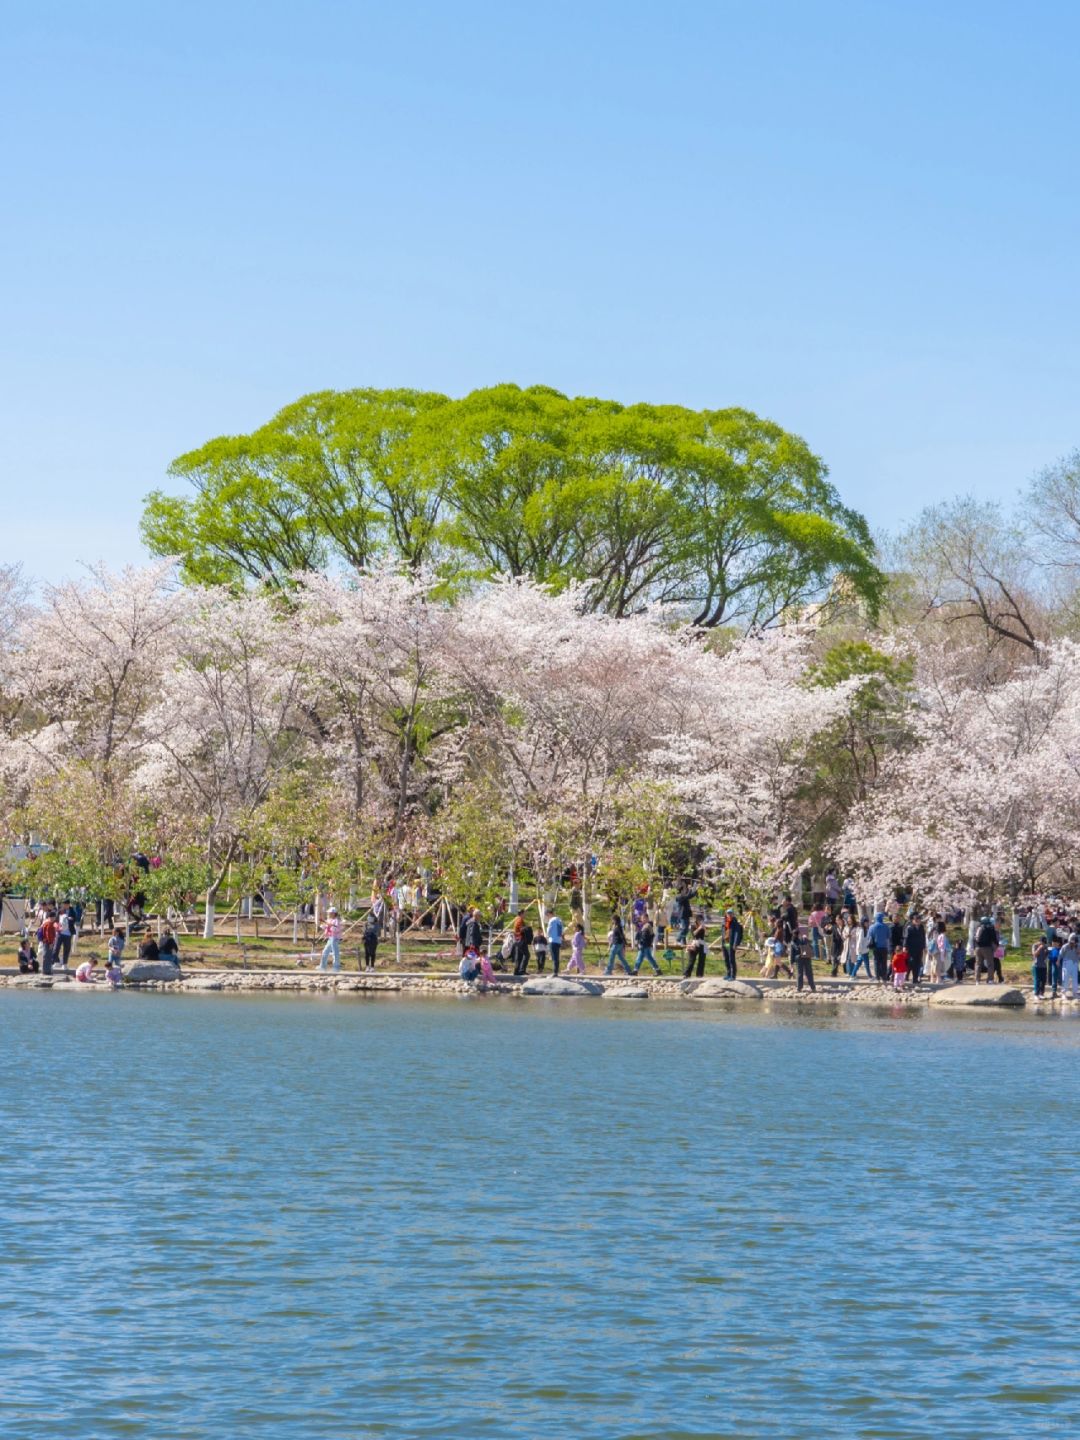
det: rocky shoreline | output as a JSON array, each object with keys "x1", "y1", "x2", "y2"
[{"x1": 0, "y1": 967, "x2": 1044, "y2": 1009}]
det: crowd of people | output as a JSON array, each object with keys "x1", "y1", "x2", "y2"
[{"x1": 14, "y1": 898, "x2": 182, "y2": 983}]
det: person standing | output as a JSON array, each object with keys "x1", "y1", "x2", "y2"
[
  {"x1": 319, "y1": 907, "x2": 343, "y2": 972},
  {"x1": 633, "y1": 918, "x2": 660, "y2": 975},
  {"x1": 546, "y1": 912, "x2": 564, "y2": 976},
  {"x1": 362, "y1": 913, "x2": 380, "y2": 970},
  {"x1": 868, "y1": 912, "x2": 891, "y2": 982},
  {"x1": 722, "y1": 908, "x2": 743, "y2": 980},
  {"x1": 683, "y1": 914, "x2": 708, "y2": 979},
  {"x1": 673, "y1": 884, "x2": 692, "y2": 945},
  {"x1": 794, "y1": 931, "x2": 815, "y2": 992},
  {"x1": 514, "y1": 916, "x2": 535, "y2": 977},
  {"x1": 56, "y1": 905, "x2": 76, "y2": 969},
  {"x1": 1032, "y1": 938, "x2": 1049, "y2": 999},
  {"x1": 808, "y1": 901, "x2": 828, "y2": 962},
  {"x1": 1060, "y1": 934, "x2": 1080, "y2": 1000},
  {"x1": 825, "y1": 871, "x2": 841, "y2": 909},
  {"x1": 973, "y1": 916, "x2": 999, "y2": 984},
  {"x1": 38, "y1": 910, "x2": 59, "y2": 975},
  {"x1": 606, "y1": 914, "x2": 633, "y2": 975},
  {"x1": 781, "y1": 894, "x2": 799, "y2": 945},
  {"x1": 904, "y1": 914, "x2": 927, "y2": 986},
  {"x1": 891, "y1": 945, "x2": 909, "y2": 991}
]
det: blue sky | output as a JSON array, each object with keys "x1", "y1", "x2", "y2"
[{"x1": 3, "y1": 0, "x2": 1078, "y2": 580}]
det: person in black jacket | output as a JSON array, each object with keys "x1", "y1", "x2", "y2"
[
  {"x1": 974, "y1": 916, "x2": 1000, "y2": 983},
  {"x1": 904, "y1": 914, "x2": 927, "y2": 985},
  {"x1": 513, "y1": 920, "x2": 534, "y2": 977},
  {"x1": 722, "y1": 908, "x2": 743, "y2": 980},
  {"x1": 459, "y1": 907, "x2": 484, "y2": 955},
  {"x1": 683, "y1": 915, "x2": 708, "y2": 979}
]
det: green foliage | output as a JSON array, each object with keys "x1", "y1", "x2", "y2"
[{"x1": 143, "y1": 385, "x2": 882, "y2": 625}]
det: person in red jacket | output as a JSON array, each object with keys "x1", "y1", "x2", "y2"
[
  {"x1": 891, "y1": 945, "x2": 909, "y2": 991},
  {"x1": 38, "y1": 912, "x2": 59, "y2": 974}
]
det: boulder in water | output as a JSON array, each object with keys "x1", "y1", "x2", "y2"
[
  {"x1": 521, "y1": 976, "x2": 602, "y2": 997},
  {"x1": 603, "y1": 985, "x2": 650, "y2": 1000},
  {"x1": 930, "y1": 985, "x2": 1025, "y2": 1008}
]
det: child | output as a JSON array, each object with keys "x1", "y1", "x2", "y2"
[
  {"x1": 108, "y1": 928, "x2": 126, "y2": 965},
  {"x1": 566, "y1": 923, "x2": 587, "y2": 974},
  {"x1": 74, "y1": 957, "x2": 97, "y2": 984},
  {"x1": 477, "y1": 952, "x2": 496, "y2": 985},
  {"x1": 17, "y1": 936, "x2": 39, "y2": 973},
  {"x1": 532, "y1": 927, "x2": 548, "y2": 973},
  {"x1": 105, "y1": 956, "x2": 124, "y2": 989},
  {"x1": 951, "y1": 938, "x2": 967, "y2": 983},
  {"x1": 891, "y1": 945, "x2": 909, "y2": 991}
]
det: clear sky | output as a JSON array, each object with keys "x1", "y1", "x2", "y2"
[{"x1": 3, "y1": 0, "x2": 1078, "y2": 581}]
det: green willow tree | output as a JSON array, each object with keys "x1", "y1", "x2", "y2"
[{"x1": 142, "y1": 384, "x2": 883, "y2": 625}]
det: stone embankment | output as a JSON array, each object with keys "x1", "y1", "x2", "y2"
[{"x1": 0, "y1": 968, "x2": 1046, "y2": 1008}]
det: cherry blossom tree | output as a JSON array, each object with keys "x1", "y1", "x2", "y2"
[{"x1": 136, "y1": 587, "x2": 313, "y2": 936}]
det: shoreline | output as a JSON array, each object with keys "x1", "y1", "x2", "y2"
[{"x1": 0, "y1": 968, "x2": 1057, "y2": 1011}]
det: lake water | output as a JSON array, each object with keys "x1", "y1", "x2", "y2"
[{"x1": 2, "y1": 992, "x2": 1078, "y2": 1439}]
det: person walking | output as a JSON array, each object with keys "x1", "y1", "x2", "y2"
[
  {"x1": 546, "y1": 912, "x2": 564, "y2": 976},
  {"x1": 722, "y1": 908, "x2": 743, "y2": 980},
  {"x1": 633, "y1": 919, "x2": 660, "y2": 975},
  {"x1": 566, "y1": 923, "x2": 587, "y2": 975},
  {"x1": 606, "y1": 914, "x2": 633, "y2": 976},
  {"x1": 846, "y1": 915, "x2": 870, "y2": 978},
  {"x1": 683, "y1": 914, "x2": 708, "y2": 979},
  {"x1": 319, "y1": 907, "x2": 343, "y2": 972}
]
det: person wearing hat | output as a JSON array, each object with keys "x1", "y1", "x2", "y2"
[{"x1": 319, "y1": 907, "x2": 344, "y2": 972}]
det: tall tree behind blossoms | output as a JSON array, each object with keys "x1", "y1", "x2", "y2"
[
  {"x1": 835, "y1": 637, "x2": 1080, "y2": 907},
  {"x1": 136, "y1": 587, "x2": 313, "y2": 936}
]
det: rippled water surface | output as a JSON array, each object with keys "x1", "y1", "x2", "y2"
[{"x1": 3, "y1": 992, "x2": 1079, "y2": 1438}]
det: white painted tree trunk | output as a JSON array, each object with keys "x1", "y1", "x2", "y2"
[{"x1": 203, "y1": 895, "x2": 215, "y2": 939}]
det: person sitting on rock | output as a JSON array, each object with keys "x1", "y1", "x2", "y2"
[
  {"x1": 139, "y1": 933, "x2": 160, "y2": 963},
  {"x1": 159, "y1": 927, "x2": 180, "y2": 965},
  {"x1": 17, "y1": 937, "x2": 38, "y2": 973}
]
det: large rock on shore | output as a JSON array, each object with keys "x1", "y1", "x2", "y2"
[
  {"x1": 683, "y1": 977, "x2": 764, "y2": 1001},
  {"x1": 603, "y1": 985, "x2": 650, "y2": 1000},
  {"x1": 122, "y1": 959, "x2": 183, "y2": 984},
  {"x1": 521, "y1": 976, "x2": 603, "y2": 997},
  {"x1": 930, "y1": 985, "x2": 1025, "y2": 1009}
]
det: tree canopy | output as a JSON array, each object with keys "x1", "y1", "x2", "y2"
[{"x1": 142, "y1": 384, "x2": 883, "y2": 627}]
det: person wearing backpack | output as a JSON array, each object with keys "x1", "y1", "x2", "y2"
[{"x1": 973, "y1": 916, "x2": 999, "y2": 984}]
